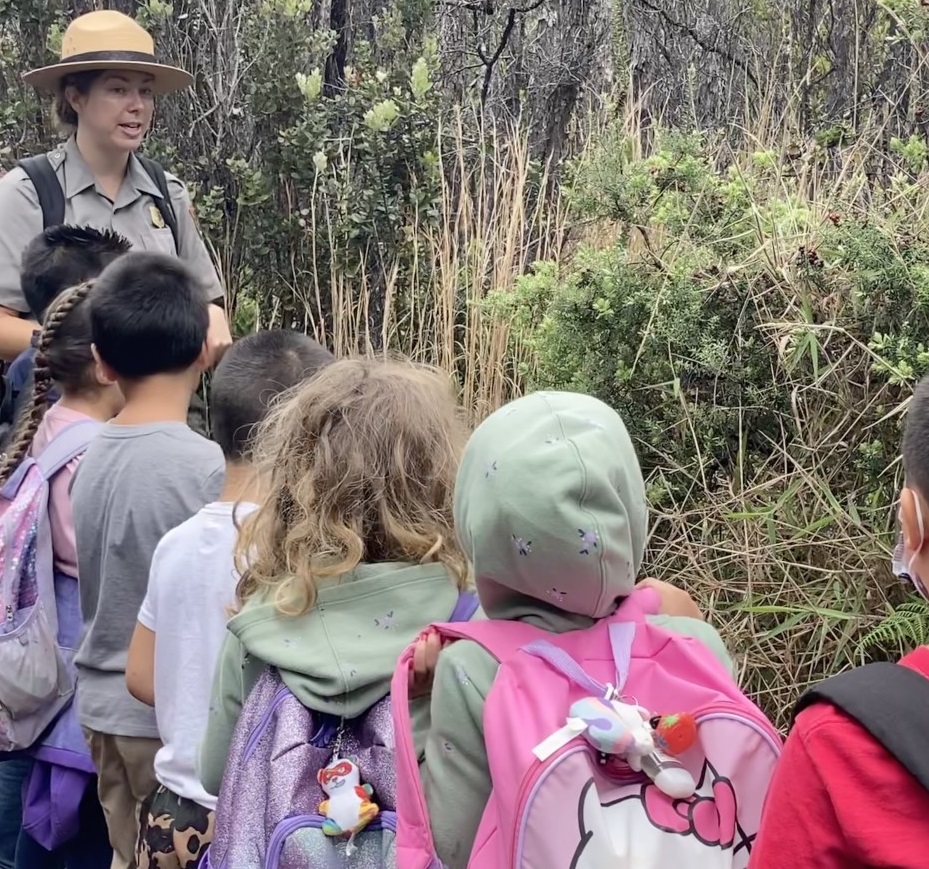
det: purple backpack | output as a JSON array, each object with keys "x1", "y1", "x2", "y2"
[
  {"x1": 0, "y1": 419, "x2": 102, "y2": 753},
  {"x1": 204, "y1": 591, "x2": 479, "y2": 869}
]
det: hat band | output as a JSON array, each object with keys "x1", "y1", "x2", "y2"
[{"x1": 56, "y1": 50, "x2": 160, "y2": 68}]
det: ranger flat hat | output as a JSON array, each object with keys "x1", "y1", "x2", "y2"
[{"x1": 23, "y1": 10, "x2": 192, "y2": 94}]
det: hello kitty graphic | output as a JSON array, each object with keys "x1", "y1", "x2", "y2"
[{"x1": 569, "y1": 761, "x2": 754, "y2": 869}]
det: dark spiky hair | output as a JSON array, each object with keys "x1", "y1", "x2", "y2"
[{"x1": 21, "y1": 225, "x2": 131, "y2": 321}]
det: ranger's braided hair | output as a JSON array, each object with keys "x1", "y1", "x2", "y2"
[{"x1": 0, "y1": 281, "x2": 97, "y2": 484}]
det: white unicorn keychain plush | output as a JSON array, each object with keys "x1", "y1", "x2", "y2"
[{"x1": 318, "y1": 756, "x2": 380, "y2": 856}]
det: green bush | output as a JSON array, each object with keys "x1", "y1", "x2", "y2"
[{"x1": 492, "y1": 128, "x2": 929, "y2": 724}]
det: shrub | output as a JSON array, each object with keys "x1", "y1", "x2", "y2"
[{"x1": 493, "y1": 127, "x2": 929, "y2": 725}]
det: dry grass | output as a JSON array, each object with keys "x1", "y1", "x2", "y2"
[
  {"x1": 284, "y1": 110, "x2": 568, "y2": 422},
  {"x1": 270, "y1": 100, "x2": 924, "y2": 729}
]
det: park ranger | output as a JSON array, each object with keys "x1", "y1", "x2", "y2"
[{"x1": 0, "y1": 9, "x2": 230, "y2": 434}]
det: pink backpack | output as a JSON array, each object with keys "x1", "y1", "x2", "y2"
[
  {"x1": 391, "y1": 586, "x2": 782, "y2": 868},
  {"x1": 0, "y1": 419, "x2": 102, "y2": 752}
]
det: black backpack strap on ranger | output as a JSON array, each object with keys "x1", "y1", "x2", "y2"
[
  {"x1": 19, "y1": 153, "x2": 180, "y2": 253},
  {"x1": 795, "y1": 661, "x2": 929, "y2": 791},
  {"x1": 17, "y1": 155, "x2": 65, "y2": 229},
  {"x1": 137, "y1": 155, "x2": 179, "y2": 253}
]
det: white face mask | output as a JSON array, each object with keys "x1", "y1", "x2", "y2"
[{"x1": 896, "y1": 493, "x2": 929, "y2": 600}]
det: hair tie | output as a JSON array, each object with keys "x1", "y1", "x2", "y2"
[{"x1": 29, "y1": 329, "x2": 41, "y2": 349}]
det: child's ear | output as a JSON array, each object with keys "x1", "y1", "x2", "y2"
[
  {"x1": 900, "y1": 487, "x2": 926, "y2": 552},
  {"x1": 91, "y1": 344, "x2": 118, "y2": 386},
  {"x1": 195, "y1": 341, "x2": 211, "y2": 373}
]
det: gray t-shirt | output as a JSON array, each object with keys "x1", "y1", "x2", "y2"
[{"x1": 72, "y1": 422, "x2": 225, "y2": 738}]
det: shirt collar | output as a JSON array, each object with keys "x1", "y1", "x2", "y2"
[
  {"x1": 62, "y1": 136, "x2": 163, "y2": 202},
  {"x1": 61, "y1": 137, "x2": 94, "y2": 198},
  {"x1": 125, "y1": 153, "x2": 163, "y2": 200}
]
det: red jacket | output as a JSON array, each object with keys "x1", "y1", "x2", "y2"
[{"x1": 751, "y1": 646, "x2": 929, "y2": 868}]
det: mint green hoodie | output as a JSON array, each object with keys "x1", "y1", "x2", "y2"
[
  {"x1": 421, "y1": 392, "x2": 733, "y2": 869},
  {"x1": 199, "y1": 562, "x2": 476, "y2": 796}
]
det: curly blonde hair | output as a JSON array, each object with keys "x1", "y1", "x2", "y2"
[{"x1": 234, "y1": 358, "x2": 470, "y2": 615}]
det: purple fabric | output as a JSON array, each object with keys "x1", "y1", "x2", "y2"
[
  {"x1": 15, "y1": 771, "x2": 111, "y2": 869},
  {"x1": 608, "y1": 622, "x2": 635, "y2": 692},
  {"x1": 449, "y1": 591, "x2": 479, "y2": 622},
  {"x1": 21, "y1": 763, "x2": 91, "y2": 851},
  {"x1": 206, "y1": 670, "x2": 399, "y2": 868},
  {"x1": 21, "y1": 571, "x2": 94, "y2": 849},
  {"x1": 522, "y1": 640, "x2": 608, "y2": 695},
  {"x1": 206, "y1": 591, "x2": 476, "y2": 867}
]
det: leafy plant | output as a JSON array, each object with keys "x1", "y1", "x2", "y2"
[{"x1": 858, "y1": 598, "x2": 929, "y2": 654}]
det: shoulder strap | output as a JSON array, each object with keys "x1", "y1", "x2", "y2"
[
  {"x1": 0, "y1": 371, "x2": 13, "y2": 446},
  {"x1": 35, "y1": 420, "x2": 104, "y2": 479},
  {"x1": 449, "y1": 590, "x2": 479, "y2": 622},
  {"x1": 137, "y1": 156, "x2": 180, "y2": 253},
  {"x1": 390, "y1": 612, "x2": 544, "y2": 863},
  {"x1": 795, "y1": 661, "x2": 929, "y2": 791},
  {"x1": 438, "y1": 619, "x2": 548, "y2": 664},
  {"x1": 18, "y1": 155, "x2": 65, "y2": 230},
  {"x1": 616, "y1": 584, "x2": 661, "y2": 621}
]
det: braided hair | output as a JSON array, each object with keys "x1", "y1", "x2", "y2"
[{"x1": 0, "y1": 281, "x2": 97, "y2": 484}]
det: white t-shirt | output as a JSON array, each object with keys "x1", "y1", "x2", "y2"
[{"x1": 137, "y1": 500, "x2": 258, "y2": 810}]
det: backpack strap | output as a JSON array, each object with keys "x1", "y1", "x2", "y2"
[
  {"x1": 137, "y1": 156, "x2": 180, "y2": 253},
  {"x1": 17, "y1": 155, "x2": 65, "y2": 230},
  {"x1": 794, "y1": 661, "x2": 929, "y2": 792},
  {"x1": 439, "y1": 619, "x2": 548, "y2": 664},
  {"x1": 449, "y1": 590, "x2": 479, "y2": 622},
  {"x1": 616, "y1": 584, "x2": 661, "y2": 621},
  {"x1": 35, "y1": 420, "x2": 104, "y2": 480},
  {"x1": 0, "y1": 370, "x2": 13, "y2": 450}
]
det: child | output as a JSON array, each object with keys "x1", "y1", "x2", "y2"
[
  {"x1": 0, "y1": 226, "x2": 129, "y2": 869},
  {"x1": 751, "y1": 375, "x2": 929, "y2": 868},
  {"x1": 125, "y1": 329, "x2": 335, "y2": 869},
  {"x1": 420, "y1": 391, "x2": 737, "y2": 868},
  {"x1": 0, "y1": 281, "x2": 121, "y2": 868},
  {"x1": 199, "y1": 358, "x2": 475, "y2": 796},
  {"x1": 0, "y1": 226, "x2": 130, "y2": 438},
  {"x1": 71, "y1": 252, "x2": 225, "y2": 869}
]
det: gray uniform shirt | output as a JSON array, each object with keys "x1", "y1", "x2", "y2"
[
  {"x1": 0, "y1": 137, "x2": 223, "y2": 312},
  {"x1": 71, "y1": 422, "x2": 225, "y2": 738}
]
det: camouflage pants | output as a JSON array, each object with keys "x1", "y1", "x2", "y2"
[{"x1": 136, "y1": 784, "x2": 214, "y2": 869}]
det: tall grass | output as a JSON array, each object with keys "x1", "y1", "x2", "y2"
[
  {"x1": 246, "y1": 100, "x2": 925, "y2": 728},
  {"x1": 263, "y1": 111, "x2": 567, "y2": 421}
]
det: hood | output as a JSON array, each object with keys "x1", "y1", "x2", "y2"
[
  {"x1": 454, "y1": 391, "x2": 647, "y2": 624},
  {"x1": 227, "y1": 562, "x2": 467, "y2": 717}
]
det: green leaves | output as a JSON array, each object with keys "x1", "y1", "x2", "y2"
[
  {"x1": 363, "y1": 99, "x2": 401, "y2": 132},
  {"x1": 859, "y1": 599, "x2": 929, "y2": 654},
  {"x1": 410, "y1": 57, "x2": 432, "y2": 101}
]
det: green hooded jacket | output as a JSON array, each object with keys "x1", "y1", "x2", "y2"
[
  {"x1": 421, "y1": 391, "x2": 734, "y2": 868},
  {"x1": 199, "y1": 562, "x2": 478, "y2": 796}
]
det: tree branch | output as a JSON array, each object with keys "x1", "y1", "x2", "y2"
[
  {"x1": 479, "y1": 0, "x2": 546, "y2": 105},
  {"x1": 635, "y1": 0, "x2": 758, "y2": 88}
]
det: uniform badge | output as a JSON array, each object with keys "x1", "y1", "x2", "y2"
[{"x1": 150, "y1": 205, "x2": 165, "y2": 229}]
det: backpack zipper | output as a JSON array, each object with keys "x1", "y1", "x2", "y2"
[
  {"x1": 510, "y1": 703, "x2": 781, "y2": 866},
  {"x1": 264, "y1": 811, "x2": 397, "y2": 868},
  {"x1": 242, "y1": 687, "x2": 291, "y2": 762}
]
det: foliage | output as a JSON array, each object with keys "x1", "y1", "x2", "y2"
[
  {"x1": 859, "y1": 598, "x2": 929, "y2": 654},
  {"x1": 2, "y1": 0, "x2": 929, "y2": 727},
  {"x1": 493, "y1": 127, "x2": 929, "y2": 725}
]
